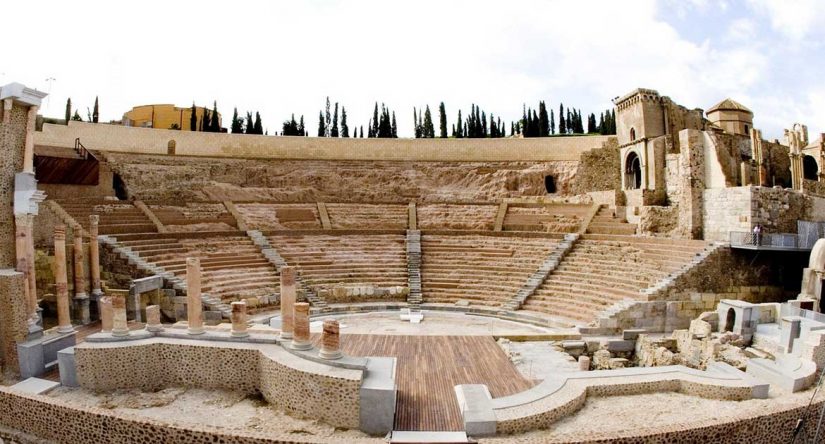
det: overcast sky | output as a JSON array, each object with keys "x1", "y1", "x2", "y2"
[{"x1": 4, "y1": 0, "x2": 824, "y2": 140}]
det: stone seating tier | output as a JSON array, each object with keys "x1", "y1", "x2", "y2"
[
  {"x1": 326, "y1": 203, "x2": 408, "y2": 229},
  {"x1": 266, "y1": 234, "x2": 408, "y2": 295},
  {"x1": 57, "y1": 199, "x2": 157, "y2": 234},
  {"x1": 502, "y1": 204, "x2": 589, "y2": 233},
  {"x1": 234, "y1": 203, "x2": 322, "y2": 230},
  {"x1": 523, "y1": 237, "x2": 710, "y2": 323},
  {"x1": 113, "y1": 234, "x2": 279, "y2": 304},
  {"x1": 417, "y1": 204, "x2": 499, "y2": 231},
  {"x1": 420, "y1": 234, "x2": 557, "y2": 306},
  {"x1": 585, "y1": 206, "x2": 637, "y2": 235}
]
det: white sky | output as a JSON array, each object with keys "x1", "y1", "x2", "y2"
[{"x1": 4, "y1": 0, "x2": 824, "y2": 140}]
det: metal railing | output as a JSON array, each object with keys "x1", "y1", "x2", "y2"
[{"x1": 729, "y1": 231, "x2": 801, "y2": 249}]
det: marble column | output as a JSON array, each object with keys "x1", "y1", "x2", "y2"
[
  {"x1": 14, "y1": 215, "x2": 33, "y2": 324},
  {"x1": 291, "y1": 302, "x2": 312, "y2": 350},
  {"x1": 72, "y1": 226, "x2": 90, "y2": 324},
  {"x1": 145, "y1": 305, "x2": 162, "y2": 332},
  {"x1": 280, "y1": 266, "x2": 296, "y2": 340},
  {"x1": 54, "y1": 225, "x2": 73, "y2": 333},
  {"x1": 99, "y1": 296, "x2": 113, "y2": 333},
  {"x1": 231, "y1": 301, "x2": 249, "y2": 338},
  {"x1": 89, "y1": 215, "x2": 102, "y2": 298},
  {"x1": 22, "y1": 105, "x2": 37, "y2": 174},
  {"x1": 186, "y1": 257, "x2": 204, "y2": 335},
  {"x1": 319, "y1": 319, "x2": 342, "y2": 360},
  {"x1": 111, "y1": 295, "x2": 129, "y2": 337},
  {"x1": 578, "y1": 355, "x2": 591, "y2": 371}
]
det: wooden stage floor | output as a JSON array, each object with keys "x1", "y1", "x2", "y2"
[{"x1": 339, "y1": 334, "x2": 534, "y2": 431}]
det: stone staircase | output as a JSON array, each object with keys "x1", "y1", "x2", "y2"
[
  {"x1": 502, "y1": 233, "x2": 578, "y2": 311},
  {"x1": 406, "y1": 230, "x2": 422, "y2": 304},
  {"x1": 98, "y1": 235, "x2": 231, "y2": 318},
  {"x1": 247, "y1": 230, "x2": 330, "y2": 311},
  {"x1": 586, "y1": 206, "x2": 637, "y2": 235}
]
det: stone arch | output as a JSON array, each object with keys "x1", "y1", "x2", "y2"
[
  {"x1": 803, "y1": 155, "x2": 818, "y2": 180},
  {"x1": 625, "y1": 151, "x2": 642, "y2": 190},
  {"x1": 630, "y1": 127, "x2": 636, "y2": 141},
  {"x1": 724, "y1": 308, "x2": 736, "y2": 333},
  {"x1": 167, "y1": 140, "x2": 177, "y2": 155}
]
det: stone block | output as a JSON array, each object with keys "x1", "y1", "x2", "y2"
[
  {"x1": 360, "y1": 357, "x2": 396, "y2": 435},
  {"x1": 454, "y1": 384, "x2": 496, "y2": 437},
  {"x1": 607, "y1": 339, "x2": 635, "y2": 353},
  {"x1": 10, "y1": 377, "x2": 60, "y2": 395},
  {"x1": 622, "y1": 329, "x2": 646, "y2": 340},
  {"x1": 58, "y1": 346, "x2": 78, "y2": 387}
]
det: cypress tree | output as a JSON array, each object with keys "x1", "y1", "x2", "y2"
[
  {"x1": 510, "y1": 122, "x2": 515, "y2": 136},
  {"x1": 372, "y1": 103, "x2": 379, "y2": 136},
  {"x1": 190, "y1": 103, "x2": 198, "y2": 131},
  {"x1": 452, "y1": 124, "x2": 456, "y2": 137},
  {"x1": 438, "y1": 102, "x2": 447, "y2": 138},
  {"x1": 525, "y1": 108, "x2": 533, "y2": 137},
  {"x1": 481, "y1": 111, "x2": 487, "y2": 138},
  {"x1": 324, "y1": 97, "x2": 331, "y2": 137},
  {"x1": 391, "y1": 111, "x2": 398, "y2": 138},
  {"x1": 200, "y1": 109, "x2": 208, "y2": 131},
  {"x1": 538, "y1": 101, "x2": 549, "y2": 137},
  {"x1": 360, "y1": 125, "x2": 364, "y2": 138},
  {"x1": 231, "y1": 108, "x2": 243, "y2": 133},
  {"x1": 489, "y1": 113, "x2": 496, "y2": 138},
  {"x1": 456, "y1": 110, "x2": 463, "y2": 138},
  {"x1": 92, "y1": 96, "x2": 99, "y2": 123},
  {"x1": 299, "y1": 115, "x2": 306, "y2": 136},
  {"x1": 72, "y1": 110, "x2": 82, "y2": 121},
  {"x1": 210, "y1": 101, "x2": 220, "y2": 132},
  {"x1": 245, "y1": 112, "x2": 254, "y2": 134},
  {"x1": 253, "y1": 112, "x2": 263, "y2": 134},
  {"x1": 413, "y1": 108, "x2": 420, "y2": 138},
  {"x1": 331, "y1": 103, "x2": 339, "y2": 137},
  {"x1": 423, "y1": 105, "x2": 434, "y2": 138},
  {"x1": 559, "y1": 104, "x2": 566, "y2": 135},
  {"x1": 64, "y1": 98, "x2": 72, "y2": 124},
  {"x1": 341, "y1": 107, "x2": 349, "y2": 137},
  {"x1": 550, "y1": 109, "x2": 555, "y2": 135},
  {"x1": 317, "y1": 111, "x2": 325, "y2": 137}
]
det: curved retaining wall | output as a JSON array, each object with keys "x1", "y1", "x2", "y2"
[{"x1": 73, "y1": 336, "x2": 364, "y2": 429}]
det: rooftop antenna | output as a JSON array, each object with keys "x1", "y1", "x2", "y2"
[{"x1": 44, "y1": 77, "x2": 56, "y2": 115}]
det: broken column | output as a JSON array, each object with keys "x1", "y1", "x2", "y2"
[
  {"x1": 578, "y1": 355, "x2": 591, "y2": 371},
  {"x1": 186, "y1": 257, "x2": 204, "y2": 335},
  {"x1": 54, "y1": 225, "x2": 73, "y2": 333},
  {"x1": 319, "y1": 319, "x2": 342, "y2": 360},
  {"x1": 72, "y1": 225, "x2": 90, "y2": 324},
  {"x1": 280, "y1": 266, "x2": 296, "y2": 340},
  {"x1": 99, "y1": 296, "x2": 113, "y2": 333},
  {"x1": 231, "y1": 301, "x2": 249, "y2": 338},
  {"x1": 89, "y1": 215, "x2": 102, "y2": 298},
  {"x1": 146, "y1": 305, "x2": 162, "y2": 332},
  {"x1": 291, "y1": 302, "x2": 312, "y2": 350},
  {"x1": 111, "y1": 295, "x2": 129, "y2": 337}
]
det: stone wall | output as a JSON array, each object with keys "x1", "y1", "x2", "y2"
[
  {"x1": 569, "y1": 138, "x2": 620, "y2": 195},
  {"x1": 702, "y1": 187, "x2": 751, "y2": 241},
  {"x1": 0, "y1": 104, "x2": 27, "y2": 267},
  {"x1": 102, "y1": 152, "x2": 581, "y2": 202},
  {"x1": 703, "y1": 186, "x2": 811, "y2": 241},
  {"x1": 38, "y1": 121, "x2": 609, "y2": 162},
  {"x1": 0, "y1": 271, "x2": 27, "y2": 378},
  {"x1": 74, "y1": 338, "x2": 363, "y2": 429}
]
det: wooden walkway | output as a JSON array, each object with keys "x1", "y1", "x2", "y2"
[{"x1": 339, "y1": 335, "x2": 533, "y2": 431}]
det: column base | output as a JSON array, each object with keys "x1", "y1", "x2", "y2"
[
  {"x1": 279, "y1": 332, "x2": 293, "y2": 341},
  {"x1": 187, "y1": 327, "x2": 205, "y2": 335},
  {"x1": 290, "y1": 339, "x2": 312, "y2": 350},
  {"x1": 57, "y1": 325, "x2": 75, "y2": 334},
  {"x1": 111, "y1": 328, "x2": 129, "y2": 337},
  {"x1": 146, "y1": 325, "x2": 164, "y2": 333},
  {"x1": 231, "y1": 331, "x2": 250, "y2": 338},
  {"x1": 319, "y1": 349, "x2": 343, "y2": 360}
]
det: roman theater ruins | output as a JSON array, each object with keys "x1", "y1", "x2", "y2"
[{"x1": 1, "y1": 82, "x2": 825, "y2": 443}]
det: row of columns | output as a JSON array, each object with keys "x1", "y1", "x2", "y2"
[
  {"x1": 80, "y1": 257, "x2": 343, "y2": 360},
  {"x1": 51, "y1": 217, "x2": 104, "y2": 333}
]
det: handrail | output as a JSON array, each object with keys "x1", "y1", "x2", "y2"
[
  {"x1": 73, "y1": 137, "x2": 98, "y2": 161},
  {"x1": 729, "y1": 231, "x2": 808, "y2": 249}
]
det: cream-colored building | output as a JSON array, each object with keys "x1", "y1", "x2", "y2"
[
  {"x1": 706, "y1": 98, "x2": 753, "y2": 136},
  {"x1": 122, "y1": 104, "x2": 221, "y2": 131}
]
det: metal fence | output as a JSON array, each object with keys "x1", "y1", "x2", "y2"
[{"x1": 729, "y1": 231, "x2": 801, "y2": 248}]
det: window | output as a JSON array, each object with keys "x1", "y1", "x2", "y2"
[{"x1": 629, "y1": 127, "x2": 636, "y2": 141}]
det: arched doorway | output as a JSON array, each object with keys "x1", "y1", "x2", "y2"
[
  {"x1": 625, "y1": 152, "x2": 642, "y2": 190},
  {"x1": 724, "y1": 308, "x2": 736, "y2": 332},
  {"x1": 112, "y1": 174, "x2": 128, "y2": 200},
  {"x1": 803, "y1": 155, "x2": 818, "y2": 180}
]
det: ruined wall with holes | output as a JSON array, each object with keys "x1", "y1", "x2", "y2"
[{"x1": 569, "y1": 138, "x2": 621, "y2": 195}]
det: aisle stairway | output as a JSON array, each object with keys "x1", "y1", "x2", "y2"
[{"x1": 585, "y1": 206, "x2": 637, "y2": 235}]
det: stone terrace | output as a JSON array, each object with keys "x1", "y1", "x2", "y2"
[
  {"x1": 503, "y1": 204, "x2": 590, "y2": 232},
  {"x1": 111, "y1": 232, "x2": 279, "y2": 307},
  {"x1": 326, "y1": 203, "x2": 408, "y2": 230},
  {"x1": 235, "y1": 203, "x2": 322, "y2": 230},
  {"x1": 418, "y1": 203, "x2": 500, "y2": 230},
  {"x1": 146, "y1": 202, "x2": 237, "y2": 231},
  {"x1": 266, "y1": 233, "x2": 408, "y2": 298},
  {"x1": 522, "y1": 234, "x2": 711, "y2": 323},
  {"x1": 420, "y1": 234, "x2": 559, "y2": 307},
  {"x1": 57, "y1": 199, "x2": 157, "y2": 235}
]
